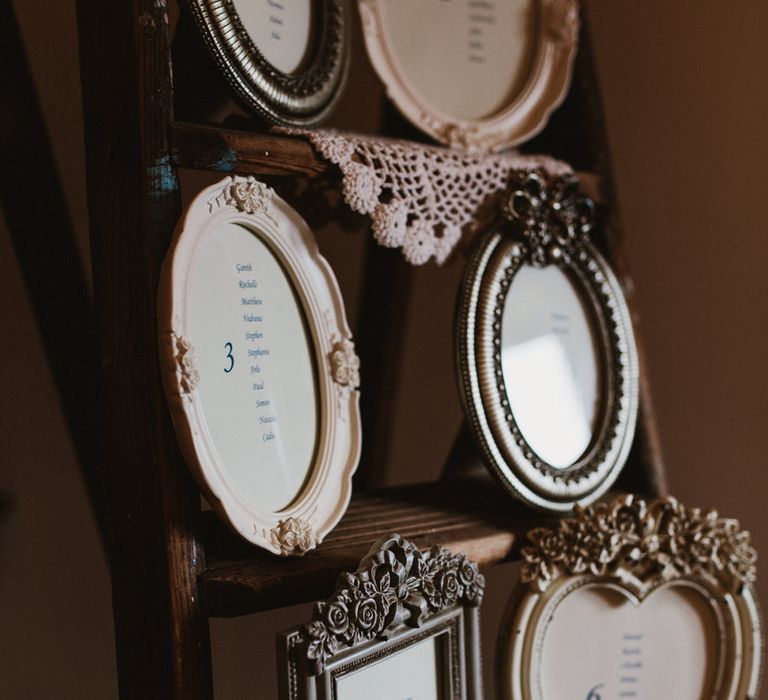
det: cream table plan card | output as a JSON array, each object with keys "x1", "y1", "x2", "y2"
[
  {"x1": 359, "y1": 0, "x2": 580, "y2": 151},
  {"x1": 456, "y1": 171, "x2": 638, "y2": 512},
  {"x1": 497, "y1": 494, "x2": 764, "y2": 700},
  {"x1": 183, "y1": 0, "x2": 350, "y2": 125},
  {"x1": 278, "y1": 534, "x2": 486, "y2": 699},
  {"x1": 158, "y1": 176, "x2": 361, "y2": 555}
]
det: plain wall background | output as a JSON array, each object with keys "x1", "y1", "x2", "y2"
[{"x1": 1, "y1": 1, "x2": 766, "y2": 697}]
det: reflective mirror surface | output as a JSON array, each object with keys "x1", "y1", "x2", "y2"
[
  {"x1": 501, "y1": 264, "x2": 600, "y2": 468},
  {"x1": 188, "y1": 222, "x2": 318, "y2": 512},
  {"x1": 380, "y1": 0, "x2": 537, "y2": 120},
  {"x1": 537, "y1": 586, "x2": 717, "y2": 699},
  {"x1": 233, "y1": 0, "x2": 313, "y2": 74}
]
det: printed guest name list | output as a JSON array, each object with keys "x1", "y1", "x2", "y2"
[{"x1": 236, "y1": 261, "x2": 277, "y2": 445}]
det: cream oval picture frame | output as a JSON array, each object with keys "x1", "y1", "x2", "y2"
[
  {"x1": 158, "y1": 176, "x2": 361, "y2": 556},
  {"x1": 497, "y1": 495, "x2": 764, "y2": 700},
  {"x1": 456, "y1": 171, "x2": 639, "y2": 512},
  {"x1": 358, "y1": 0, "x2": 580, "y2": 151}
]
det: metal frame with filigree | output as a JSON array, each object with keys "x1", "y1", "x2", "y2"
[
  {"x1": 456, "y1": 170, "x2": 639, "y2": 512},
  {"x1": 183, "y1": 0, "x2": 350, "y2": 125},
  {"x1": 157, "y1": 175, "x2": 361, "y2": 555},
  {"x1": 278, "y1": 534, "x2": 485, "y2": 699},
  {"x1": 496, "y1": 494, "x2": 764, "y2": 699},
  {"x1": 358, "y1": 0, "x2": 580, "y2": 151}
]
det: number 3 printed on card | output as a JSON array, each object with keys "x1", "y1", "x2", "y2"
[{"x1": 224, "y1": 341, "x2": 234, "y2": 373}]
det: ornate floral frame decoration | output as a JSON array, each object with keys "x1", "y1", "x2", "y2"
[
  {"x1": 278, "y1": 534, "x2": 485, "y2": 699},
  {"x1": 358, "y1": 0, "x2": 579, "y2": 151},
  {"x1": 158, "y1": 175, "x2": 361, "y2": 555},
  {"x1": 184, "y1": 0, "x2": 350, "y2": 125},
  {"x1": 456, "y1": 170, "x2": 639, "y2": 512},
  {"x1": 497, "y1": 494, "x2": 764, "y2": 699}
]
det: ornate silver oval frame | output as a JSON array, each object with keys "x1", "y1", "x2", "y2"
[
  {"x1": 184, "y1": 0, "x2": 350, "y2": 125},
  {"x1": 278, "y1": 534, "x2": 485, "y2": 699},
  {"x1": 358, "y1": 0, "x2": 579, "y2": 151},
  {"x1": 457, "y1": 171, "x2": 639, "y2": 512},
  {"x1": 497, "y1": 495, "x2": 764, "y2": 699},
  {"x1": 158, "y1": 176, "x2": 361, "y2": 556}
]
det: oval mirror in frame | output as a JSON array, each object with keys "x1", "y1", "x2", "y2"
[
  {"x1": 359, "y1": 0, "x2": 580, "y2": 151},
  {"x1": 183, "y1": 0, "x2": 350, "y2": 125},
  {"x1": 158, "y1": 176, "x2": 361, "y2": 555},
  {"x1": 456, "y1": 171, "x2": 639, "y2": 511}
]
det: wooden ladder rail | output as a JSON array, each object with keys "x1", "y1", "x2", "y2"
[
  {"x1": 76, "y1": 1, "x2": 212, "y2": 697},
  {"x1": 524, "y1": 7, "x2": 667, "y2": 498},
  {"x1": 73, "y1": 2, "x2": 667, "y2": 698}
]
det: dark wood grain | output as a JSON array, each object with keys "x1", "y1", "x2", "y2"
[
  {"x1": 200, "y1": 479, "x2": 547, "y2": 618},
  {"x1": 170, "y1": 122, "x2": 329, "y2": 177},
  {"x1": 170, "y1": 121, "x2": 603, "y2": 197},
  {"x1": 0, "y1": 0, "x2": 104, "y2": 538},
  {"x1": 75, "y1": 0, "x2": 212, "y2": 697}
]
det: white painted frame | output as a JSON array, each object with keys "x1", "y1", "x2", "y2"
[
  {"x1": 497, "y1": 495, "x2": 764, "y2": 700},
  {"x1": 358, "y1": 0, "x2": 580, "y2": 151},
  {"x1": 158, "y1": 175, "x2": 361, "y2": 556}
]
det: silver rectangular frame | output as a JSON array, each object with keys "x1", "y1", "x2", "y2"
[{"x1": 276, "y1": 535, "x2": 485, "y2": 699}]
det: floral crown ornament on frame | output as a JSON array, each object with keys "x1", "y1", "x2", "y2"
[
  {"x1": 501, "y1": 169, "x2": 595, "y2": 267},
  {"x1": 278, "y1": 534, "x2": 486, "y2": 699},
  {"x1": 497, "y1": 494, "x2": 764, "y2": 700},
  {"x1": 456, "y1": 171, "x2": 640, "y2": 512},
  {"x1": 303, "y1": 534, "x2": 485, "y2": 675},
  {"x1": 521, "y1": 494, "x2": 758, "y2": 594},
  {"x1": 275, "y1": 127, "x2": 574, "y2": 265}
]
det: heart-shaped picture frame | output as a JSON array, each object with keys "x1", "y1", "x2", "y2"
[{"x1": 497, "y1": 494, "x2": 764, "y2": 699}]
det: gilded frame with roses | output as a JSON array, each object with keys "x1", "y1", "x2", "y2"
[
  {"x1": 277, "y1": 535, "x2": 485, "y2": 699},
  {"x1": 496, "y1": 494, "x2": 763, "y2": 700}
]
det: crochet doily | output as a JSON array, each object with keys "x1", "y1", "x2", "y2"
[{"x1": 277, "y1": 128, "x2": 573, "y2": 265}]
